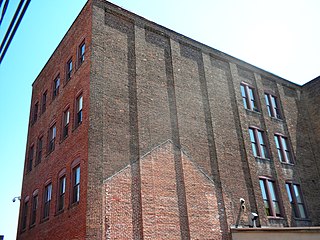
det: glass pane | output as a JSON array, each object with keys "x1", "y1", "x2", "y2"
[
  {"x1": 60, "y1": 177, "x2": 66, "y2": 194},
  {"x1": 259, "y1": 180, "x2": 267, "y2": 200},
  {"x1": 274, "y1": 136, "x2": 280, "y2": 148},
  {"x1": 46, "y1": 184, "x2": 52, "y2": 201},
  {"x1": 285, "y1": 151, "x2": 292, "y2": 163},
  {"x1": 277, "y1": 149, "x2": 283, "y2": 161},
  {"x1": 298, "y1": 204, "x2": 306, "y2": 218},
  {"x1": 271, "y1": 96, "x2": 277, "y2": 108},
  {"x1": 52, "y1": 126, "x2": 56, "y2": 138},
  {"x1": 265, "y1": 94, "x2": 270, "y2": 106},
  {"x1": 261, "y1": 145, "x2": 267, "y2": 158},
  {"x1": 65, "y1": 111, "x2": 70, "y2": 124},
  {"x1": 81, "y1": 44, "x2": 85, "y2": 54},
  {"x1": 241, "y1": 86, "x2": 248, "y2": 109},
  {"x1": 249, "y1": 129, "x2": 255, "y2": 142},
  {"x1": 78, "y1": 96, "x2": 83, "y2": 110},
  {"x1": 75, "y1": 167, "x2": 80, "y2": 184},
  {"x1": 264, "y1": 200, "x2": 271, "y2": 216},
  {"x1": 281, "y1": 137, "x2": 288, "y2": 150},
  {"x1": 285, "y1": 184, "x2": 293, "y2": 202},
  {"x1": 293, "y1": 185, "x2": 302, "y2": 202},
  {"x1": 249, "y1": 88, "x2": 255, "y2": 100},
  {"x1": 241, "y1": 85, "x2": 246, "y2": 97},
  {"x1": 251, "y1": 143, "x2": 257, "y2": 156},
  {"x1": 268, "y1": 181, "x2": 277, "y2": 201},
  {"x1": 274, "y1": 201, "x2": 281, "y2": 216},
  {"x1": 258, "y1": 131, "x2": 265, "y2": 145}
]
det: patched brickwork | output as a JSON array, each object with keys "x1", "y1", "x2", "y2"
[{"x1": 103, "y1": 141, "x2": 222, "y2": 239}]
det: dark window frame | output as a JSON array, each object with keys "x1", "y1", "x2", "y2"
[
  {"x1": 240, "y1": 83, "x2": 259, "y2": 112},
  {"x1": 71, "y1": 165, "x2": 80, "y2": 204},
  {"x1": 265, "y1": 93, "x2": 281, "y2": 119},
  {"x1": 41, "y1": 90, "x2": 47, "y2": 114},
  {"x1": 32, "y1": 102, "x2": 39, "y2": 124},
  {"x1": 30, "y1": 194, "x2": 38, "y2": 226},
  {"x1": 35, "y1": 136, "x2": 43, "y2": 166},
  {"x1": 249, "y1": 127, "x2": 269, "y2": 159},
  {"x1": 43, "y1": 183, "x2": 52, "y2": 220},
  {"x1": 78, "y1": 41, "x2": 85, "y2": 66},
  {"x1": 48, "y1": 124, "x2": 56, "y2": 153},
  {"x1": 57, "y1": 175, "x2": 66, "y2": 212},
  {"x1": 259, "y1": 177, "x2": 282, "y2": 218},
  {"x1": 52, "y1": 75, "x2": 60, "y2": 99},
  {"x1": 21, "y1": 199, "x2": 29, "y2": 231},
  {"x1": 27, "y1": 145, "x2": 34, "y2": 173},
  {"x1": 274, "y1": 134, "x2": 294, "y2": 164},
  {"x1": 286, "y1": 182, "x2": 307, "y2": 219},
  {"x1": 66, "y1": 58, "x2": 73, "y2": 82},
  {"x1": 62, "y1": 108, "x2": 70, "y2": 139},
  {"x1": 75, "y1": 94, "x2": 83, "y2": 127}
]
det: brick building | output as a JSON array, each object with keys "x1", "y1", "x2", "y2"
[{"x1": 17, "y1": 0, "x2": 320, "y2": 239}]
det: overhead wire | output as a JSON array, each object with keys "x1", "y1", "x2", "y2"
[{"x1": 0, "y1": 0, "x2": 31, "y2": 64}]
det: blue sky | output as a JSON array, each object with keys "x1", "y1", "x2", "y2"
[{"x1": 0, "y1": 0, "x2": 319, "y2": 239}]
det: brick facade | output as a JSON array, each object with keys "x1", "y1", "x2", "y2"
[{"x1": 17, "y1": 0, "x2": 320, "y2": 239}]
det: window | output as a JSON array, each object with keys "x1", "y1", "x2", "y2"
[
  {"x1": 42, "y1": 91, "x2": 47, "y2": 114},
  {"x1": 48, "y1": 124, "x2": 56, "y2": 153},
  {"x1": 286, "y1": 183, "x2": 307, "y2": 219},
  {"x1": 33, "y1": 102, "x2": 38, "y2": 123},
  {"x1": 30, "y1": 194, "x2": 38, "y2": 226},
  {"x1": 259, "y1": 178, "x2": 281, "y2": 217},
  {"x1": 249, "y1": 128, "x2": 269, "y2": 158},
  {"x1": 36, "y1": 137, "x2": 43, "y2": 165},
  {"x1": 21, "y1": 199, "x2": 29, "y2": 230},
  {"x1": 274, "y1": 134, "x2": 293, "y2": 164},
  {"x1": 53, "y1": 76, "x2": 60, "y2": 98},
  {"x1": 265, "y1": 93, "x2": 281, "y2": 119},
  {"x1": 72, "y1": 166, "x2": 80, "y2": 203},
  {"x1": 240, "y1": 84, "x2": 259, "y2": 112},
  {"x1": 78, "y1": 42, "x2": 85, "y2": 65},
  {"x1": 27, "y1": 145, "x2": 34, "y2": 172},
  {"x1": 43, "y1": 183, "x2": 52, "y2": 219},
  {"x1": 76, "y1": 95, "x2": 83, "y2": 126},
  {"x1": 58, "y1": 176, "x2": 66, "y2": 211},
  {"x1": 63, "y1": 109, "x2": 70, "y2": 139},
  {"x1": 66, "y1": 58, "x2": 73, "y2": 81}
]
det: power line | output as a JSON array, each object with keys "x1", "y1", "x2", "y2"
[{"x1": 0, "y1": 0, "x2": 31, "y2": 64}]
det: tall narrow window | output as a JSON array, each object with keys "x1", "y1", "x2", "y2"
[
  {"x1": 78, "y1": 42, "x2": 85, "y2": 65},
  {"x1": 43, "y1": 183, "x2": 52, "y2": 219},
  {"x1": 72, "y1": 166, "x2": 80, "y2": 203},
  {"x1": 48, "y1": 124, "x2": 56, "y2": 153},
  {"x1": 58, "y1": 176, "x2": 66, "y2": 211},
  {"x1": 249, "y1": 128, "x2": 269, "y2": 158},
  {"x1": 274, "y1": 134, "x2": 293, "y2": 164},
  {"x1": 63, "y1": 109, "x2": 70, "y2": 139},
  {"x1": 53, "y1": 76, "x2": 60, "y2": 99},
  {"x1": 259, "y1": 178, "x2": 281, "y2": 217},
  {"x1": 27, "y1": 145, "x2": 34, "y2": 172},
  {"x1": 265, "y1": 93, "x2": 281, "y2": 119},
  {"x1": 42, "y1": 91, "x2": 47, "y2": 114},
  {"x1": 33, "y1": 102, "x2": 39, "y2": 123},
  {"x1": 21, "y1": 200, "x2": 29, "y2": 230},
  {"x1": 30, "y1": 194, "x2": 38, "y2": 226},
  {"x1": 76, "y1": 95, "x2": 83, "y2": 126},
  {"x1": 36, "y1": 137, "x2": 43, "y2": 165},
  {"x1": 286, "y1": 183, "x2": 307, "y2": 219},
  {"x1": 66, "y1": 58, "x2": 73, "y2": 81},
  {"x1": 240, "y1": 84, "x2": 259, "y2": 112}
]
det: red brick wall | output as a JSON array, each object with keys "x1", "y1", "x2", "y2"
[{"x1": 17, "y1": 1, "x2": 92, "y2": 239}]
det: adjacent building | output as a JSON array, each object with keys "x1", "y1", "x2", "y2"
[{"x1": 17, "y1": 0, "x2": 320, "y2": 239}]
